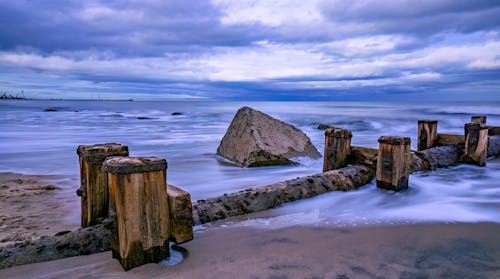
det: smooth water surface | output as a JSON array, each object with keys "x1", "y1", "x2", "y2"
[{"x1": 1, "y1": 100, "x2": 499, "y2": 225}]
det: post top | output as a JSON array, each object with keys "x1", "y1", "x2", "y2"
[
  {"x1": 465, "y1": 122, "x2": 488, "y2": 129},
  {"x1": 325, "y1": 127, "x2": 352, "y2": 138},
  {"x1": 471, "y1": 115, "x2": 487, "y2": 124},
  {"x1": 418, "y1": 120, "x2": 438, "y2": 124},
  {"x1": 378, "y1": 136, "x2": 411, "y2": 145},
  {"x1": 103, "y1": 156, "x2": 167, "y2": 174},
  {"x1": 77, "y1": 143, "x2": 129, "y2": 158}
]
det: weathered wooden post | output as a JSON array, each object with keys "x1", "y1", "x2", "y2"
[
  {"x1": 417, "y1": 120, "x2": 438, "y2": 151},
  {"x1": 167, "y1": 185, "x2": 194, "y2": 244},
  {"x1": 76, "y1": 143, "x2": 128, "y2": 227},
  {"x1": 463, "y1": 123, "x2": 488, "y2": 167},
  {"x1": 376, "y1": 136, "x2": 411, "y2": 191},
  {"x1": 323, "y1": 127, "x2": 352, "y2": 172},
  {"x1": 103, "y1": 157, "x2": 170, "y2": 271},
  {"x1": 471, "y1": 116, "x2": 486, "y2": 124}
]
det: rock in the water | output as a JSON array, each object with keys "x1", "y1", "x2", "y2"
[
  {"x1": 171, "y1": 112, "x2": 183, "y2": 116},
  {"x1": 43, "y1": 108, "x2": 57, "y2": 112},
  {"x1": 217, "y1": 106, "x2": 321, "y2": 167}
]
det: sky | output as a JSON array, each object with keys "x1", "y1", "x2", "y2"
[{"x1": 0, "y1": 0, "x2": 500, "y2": 101}]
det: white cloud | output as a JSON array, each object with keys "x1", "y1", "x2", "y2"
[
  {"x1": 1, "y1": 38, "x2": 499, "y2": 90},
  {"x1": 317, "y1": 35, "x2": 415, "y2": 57},
  {"x1": 276, "y1": 71, "x2": 442, "y2": 90},
  {"x1": 213, "y1": 0, "x2": 323, "y2": 27},
  {"x1": 78, "y1": 5, "x2": 144, "y2": 23},
  {"x1": 0, "y1": 51, "x2": 209, "y2": 81}
]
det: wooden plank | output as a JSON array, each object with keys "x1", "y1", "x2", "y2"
[
  {"x1": 436, "y1": 133, "x2": 464, "y2": 146},
  {"x1": 323, "y1": 127, "x2": 352, "y2": 171},
  {"x1": 488, "y1": 126, "x2": 500, "y2": 136}
]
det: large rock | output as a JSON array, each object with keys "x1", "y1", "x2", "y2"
[{"x1": 217, "y1": 106, "x2": 321, "y2": 167}]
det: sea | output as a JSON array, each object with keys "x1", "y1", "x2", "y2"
[{"x1": 1, "y1": 100, "x2": 499, "y2": 228}]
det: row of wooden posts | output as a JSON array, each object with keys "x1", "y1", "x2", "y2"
[
  {"x1": 76, "y1": 144, "x2": 194, "y2": 270},
  {"x1": 323, "y1": 115, "x2": 491, "y2": 191},
  {"x1": 76, "y1": 115, "x2": 492, "y2": 270}
]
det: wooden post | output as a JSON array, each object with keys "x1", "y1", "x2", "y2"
[
  {"x1": 376, "y1": 136, "x2": 411, "y2": 191},
  {"x1": 167, "y1": 185, "x2": 194, "y2": 244},
  {"x1": 76, "y1": 143, "x2": 128, "y2": 227},
  {"x1": 103, "y1": 157, "x2": 170, "y2": 271},
  {"x1": 417, "y1": 120, "x2": 438, "y2": 151},
  {"x1": 463, "y1": 123, "x2": 488, "y2": 167},
  {"x1": 471, "y1": 116, "x2": 486, "y2": 124},
  {"x1": 323, "y1": 127, "x2": 352, "y2": 172}
]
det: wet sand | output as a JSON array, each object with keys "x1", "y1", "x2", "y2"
[
  {"x1": 1, "y1": 172, "x2": 500, "y2": 278},
  {"x1": 0, "y1": 172, "x2": 79, "y2": 247}
]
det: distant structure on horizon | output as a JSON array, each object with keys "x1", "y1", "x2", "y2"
[{"x1": 0, "y1": 91, "x2": 27, "y2": 100}]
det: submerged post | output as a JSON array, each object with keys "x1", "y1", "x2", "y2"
[
  {"x1": 76, "y1": 143, "x2": 129, "y2": 227},
  {"x1": 463, "y1": 123, "x2": 488, "y2": 167},
  {"x1": 376, "y1": 136, "x2": 411, "y2": 191},
  {"x1": 418, "y1": 120, "x2": 438, "y2": 151},
  {"x1": 103, "y1": 157, "x2": 170, "y2": 271},
  {"x1": 323, "y1": 127, "x2": 352, "y2": 172},
  {"x1": 471, "y1": 116, "x2": 487, "y2": 124}
]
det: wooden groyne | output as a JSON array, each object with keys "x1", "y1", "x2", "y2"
[
  {"x1": 1, "y1": 117, "x2": 500, "y2": 270},
  {"x1": 192, "y1": 136, "x2": 500, "y2": 225}
]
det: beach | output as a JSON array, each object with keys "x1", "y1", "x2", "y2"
[
  {"x1": 0, "y1": 173, "x2": 79, "y2": 247},
  {"x1": 1, "y1": 217, "x2": 499, "y2": 278},
  {"x1": 1, "y1": 172, "x2": 500, "y2": 278}
]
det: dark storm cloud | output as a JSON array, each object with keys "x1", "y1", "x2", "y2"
[
  {"x1": 0, "y1": 0, "x2": 499, "y2": 100},
  {"x1": 320, "y1": 0, "x2": 500, "y2": 36},
  {"x1": 0, "y1": 0, "x2": 268, "y2": 56}
]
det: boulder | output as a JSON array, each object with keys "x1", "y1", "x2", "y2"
[{"x1": 217, "y1": 106, "x2": 321, "y2": 167}]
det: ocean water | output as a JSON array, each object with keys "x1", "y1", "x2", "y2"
[{"x1": 1, "y1": 100, "x2": 499, "y2": 226}]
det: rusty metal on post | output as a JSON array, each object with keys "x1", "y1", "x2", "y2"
[
  {"x1": 103, "y1": 156, "x2": 170, "y2": 271},
  {"x1": 323, "y1": 127, "x2": 352, "y2": 172},
  {"x1": 376, "y1": 136, "x2": 411, "y2": 191},
  {"x1": 418, "y1": 120, "x2": 438, "y2": 151},
  {"x1": 463, "y1": 122, "x2": 488, "y2": 167},
  {"x1": 76, "y1": 143, "x2": 128, "y2": 228}
]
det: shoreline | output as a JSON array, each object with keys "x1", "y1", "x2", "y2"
[{"x1": 1, "y1": 222, "x2": 499, "y2": 278}]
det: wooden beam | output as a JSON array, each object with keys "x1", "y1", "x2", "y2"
[
  {"x1": 376, "y1": 136, "x2": 411, "y2": 191},
  {"x1": 103, "y1": 157, "x2": 170, "y2": 271},
  {"x1": 463, "y1": 123, "x2": 488, "y2": 167},
  {"x1": 417, "y1": 120, "x2": 438, "y2": 151},
  {"x1": 323, "y1": 127, "x2": 352, "y2": 171},
  {"x1": 76, "y1": 143, "x2": 128, "y2": 227},
  {"x1": 167, "y1": 185, "x2": 194, "y2": 244}
]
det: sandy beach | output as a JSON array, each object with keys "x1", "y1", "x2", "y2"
[
  {"x1": 1, "y1": 172, "x2": 500, "y2": 278},
  {"x1": 1, "y1": 222, "x2": 499, "y2": 278},
  {"x1": 0, "y1": 173, "x2": 79, "y2": 247}
]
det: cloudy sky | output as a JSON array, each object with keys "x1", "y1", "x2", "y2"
[{"x1": 1, "y1": 0, "x2": 500, "y2": 101}]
